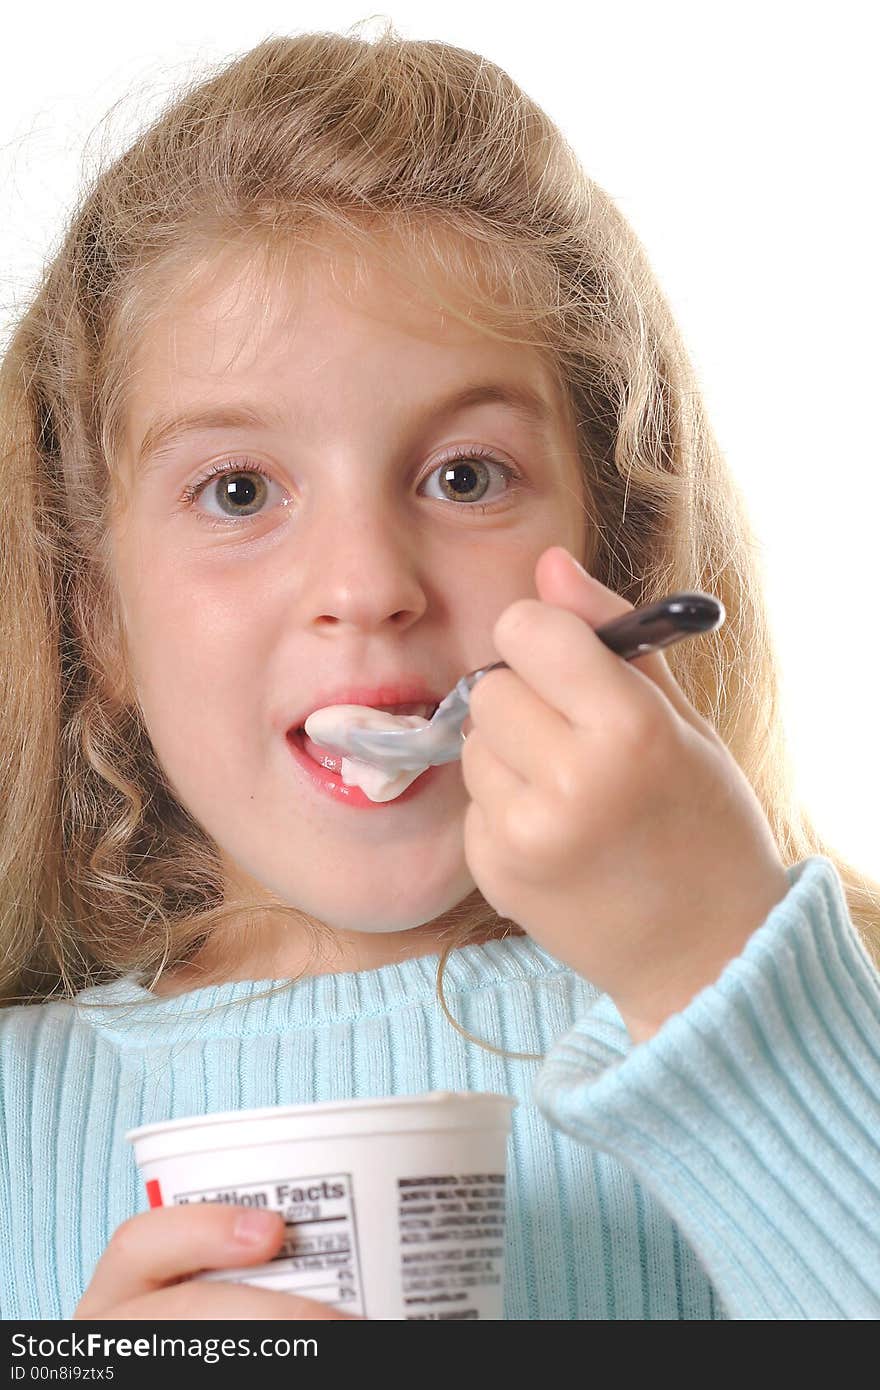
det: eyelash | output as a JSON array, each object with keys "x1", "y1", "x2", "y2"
[{"x1": 179, "y1": 445, "x2": 524, "y2": 530}]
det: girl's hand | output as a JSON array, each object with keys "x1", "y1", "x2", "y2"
[
  {"x1": 461, "y1": 545, "x2": 790, "y2": 1044},
  {"x1": 73, "y1": 1206, "x2": 363, "y2": 1319}
]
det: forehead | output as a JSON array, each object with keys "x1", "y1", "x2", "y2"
[{"x1": 125, "y1": 235, "x2": 565, "y2": 410}]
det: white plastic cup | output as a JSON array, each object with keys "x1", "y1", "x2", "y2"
[{"x1": 126, "y1": 1090, "x2": 516, "y2": 1320}]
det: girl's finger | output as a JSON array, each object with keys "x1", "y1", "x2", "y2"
[
  {"x1": 460, "y1": 718, "x2": 528, "y2": 808},
  {"x1": 528, "y1": 546, "x2": 715, "y2": 735},
  {"x1": 489, "y1": 598, "x2": 673, "y2": 750},
  {"x1": 105, "y1": 1282, "x2": 361, "y2": 1321},
  {"x1": 74, "y1": 1205, "x2": 286, "y2": 1318},
  {"x1": 466, "y1": 665, "x2": 575, "y2": 790}
]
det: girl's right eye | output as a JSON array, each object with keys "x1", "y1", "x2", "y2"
[{"x1": 179, "y1": 457, "x2": 282, "y2": 528}]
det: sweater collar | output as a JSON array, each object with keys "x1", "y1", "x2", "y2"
[{"x1": 71, "y1": 934, "x2": 577, "y2": 1042}]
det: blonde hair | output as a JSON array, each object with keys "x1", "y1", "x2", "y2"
[{"x1": 2, "y1": 21, "x2": 878, "y2": 1059}]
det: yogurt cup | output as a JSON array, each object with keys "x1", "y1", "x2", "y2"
[{"x1": 126, "y1": 1090, "x2": 516, "y2": 1320}]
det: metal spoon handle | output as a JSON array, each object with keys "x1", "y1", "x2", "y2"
[{"x1": 458, "y1": 590, "x2": 725, "y2": 697}]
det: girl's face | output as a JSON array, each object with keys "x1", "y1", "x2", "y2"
[{"x1": 112, "y1": 242, "x2": 586, "y2": 972}]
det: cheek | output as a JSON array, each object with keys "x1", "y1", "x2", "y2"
[
  {"x1": 125, "y1": 580, "x2": 260, "y2": 764},
  {"x1": 127, "y1": 553, "x2": 256, "y2": 683},
  {"x1": 132, "y1": 634, "x2": 262, "y2": 822},
  {"x1": 449, "y1": 544, "x2": 539, "y2": 638}
]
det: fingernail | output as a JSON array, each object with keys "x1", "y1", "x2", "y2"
[
  {"x1": 565, "y1": 551, "x2": 590, "y2": 580},
  {"x1": 234, "y1": 1209, "x2": 281, "y2": 1243}
]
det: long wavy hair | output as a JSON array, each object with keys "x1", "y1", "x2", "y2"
[{"x1": 2, "y1": 20, "x2": 878, "y2": 1055}]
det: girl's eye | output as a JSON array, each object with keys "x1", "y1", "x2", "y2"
[
  {"x1": 180, "y1": 459, "x2": 283, "y2": 527},
  {"x1": 180, "y1": 446, "x2": 523, "y2": 529},
  {"x1": 422, "y1": 447, "x2": 521, "y2": 509}
]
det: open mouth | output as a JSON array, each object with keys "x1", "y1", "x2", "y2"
[
  {"x1": 285, "y1": 705, "x2": 446, "y2": 808},
  {"x1": 292, "y1": 700, "x2": 440, "y2": 737}
]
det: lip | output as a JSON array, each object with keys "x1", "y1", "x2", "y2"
[
  {"x1": 286, "y1": 727, "x2": 445, "y2": 808},
  {"x1": 286, "y1": 679, "x2": 445, "y2": 733}
]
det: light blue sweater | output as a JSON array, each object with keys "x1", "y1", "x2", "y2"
[{"x1": 1, "y1": 855, "x2": 879, "y2": 1320}]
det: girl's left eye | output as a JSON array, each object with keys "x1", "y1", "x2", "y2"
[{"x1": 179, "y1": 446, "x2": 524, "y2": 529}]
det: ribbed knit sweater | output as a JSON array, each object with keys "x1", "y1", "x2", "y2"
[{"x1": 2, "y1": 854, "x2": 879, "y2": 1320}]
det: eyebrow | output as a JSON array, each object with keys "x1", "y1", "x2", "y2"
[{"x1": 136, "y1": 381, "x2": 555, "y2": 469}]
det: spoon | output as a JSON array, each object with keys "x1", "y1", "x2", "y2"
[{"x1": 317, "y1": 591, "x2": 725, "y2": 772}]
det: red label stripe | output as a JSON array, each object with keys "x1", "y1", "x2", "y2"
[{"x1": 146, "y1": 1178, "x2": 163, "y2": 1208}]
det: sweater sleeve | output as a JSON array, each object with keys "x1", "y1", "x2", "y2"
[{"x1": 532, "y1": 855, "x2": 880, "y2": 1319}]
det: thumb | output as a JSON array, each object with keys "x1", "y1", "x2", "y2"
[
  {"x1": 534, "y1": 546, "x2": 632, "y2": 628},
  {"x1": 534, "y1": 546, "x2": 710, "y2": 733}
]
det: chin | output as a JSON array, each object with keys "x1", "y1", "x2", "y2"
[
  {"x1": 329, "y1": 915, "x2": 448, "y2": 938},
  {"x1": 225, "y1": 858, "x2": 479, "y2": 942}
]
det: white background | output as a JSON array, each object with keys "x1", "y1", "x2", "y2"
[{"x1": 2, "y1": 1, "x2": 877, "y2": 877}]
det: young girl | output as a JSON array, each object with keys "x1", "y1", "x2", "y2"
[{"x1": 2, "y1": 23, "x2": 879, "y2": 1322}]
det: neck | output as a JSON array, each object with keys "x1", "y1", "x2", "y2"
[{"x1": 149, "y1": 918, "x2": 521, "y2": 996}]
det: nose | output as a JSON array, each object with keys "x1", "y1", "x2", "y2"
[{"x1": 295, "y1": 495, "x2": 430, "y2": 637}]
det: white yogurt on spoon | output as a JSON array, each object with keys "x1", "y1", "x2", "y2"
[{"x1": 302, "y1": 705, "x2": 434, "y2": 803}]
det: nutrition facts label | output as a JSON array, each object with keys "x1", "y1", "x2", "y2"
[
  {"x1": 397, "y1": 1172, "x2": 507, "y2": 1320},
  {"x1": 175, "y1": 1171, "x2": 365, "y2": 1314}
]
